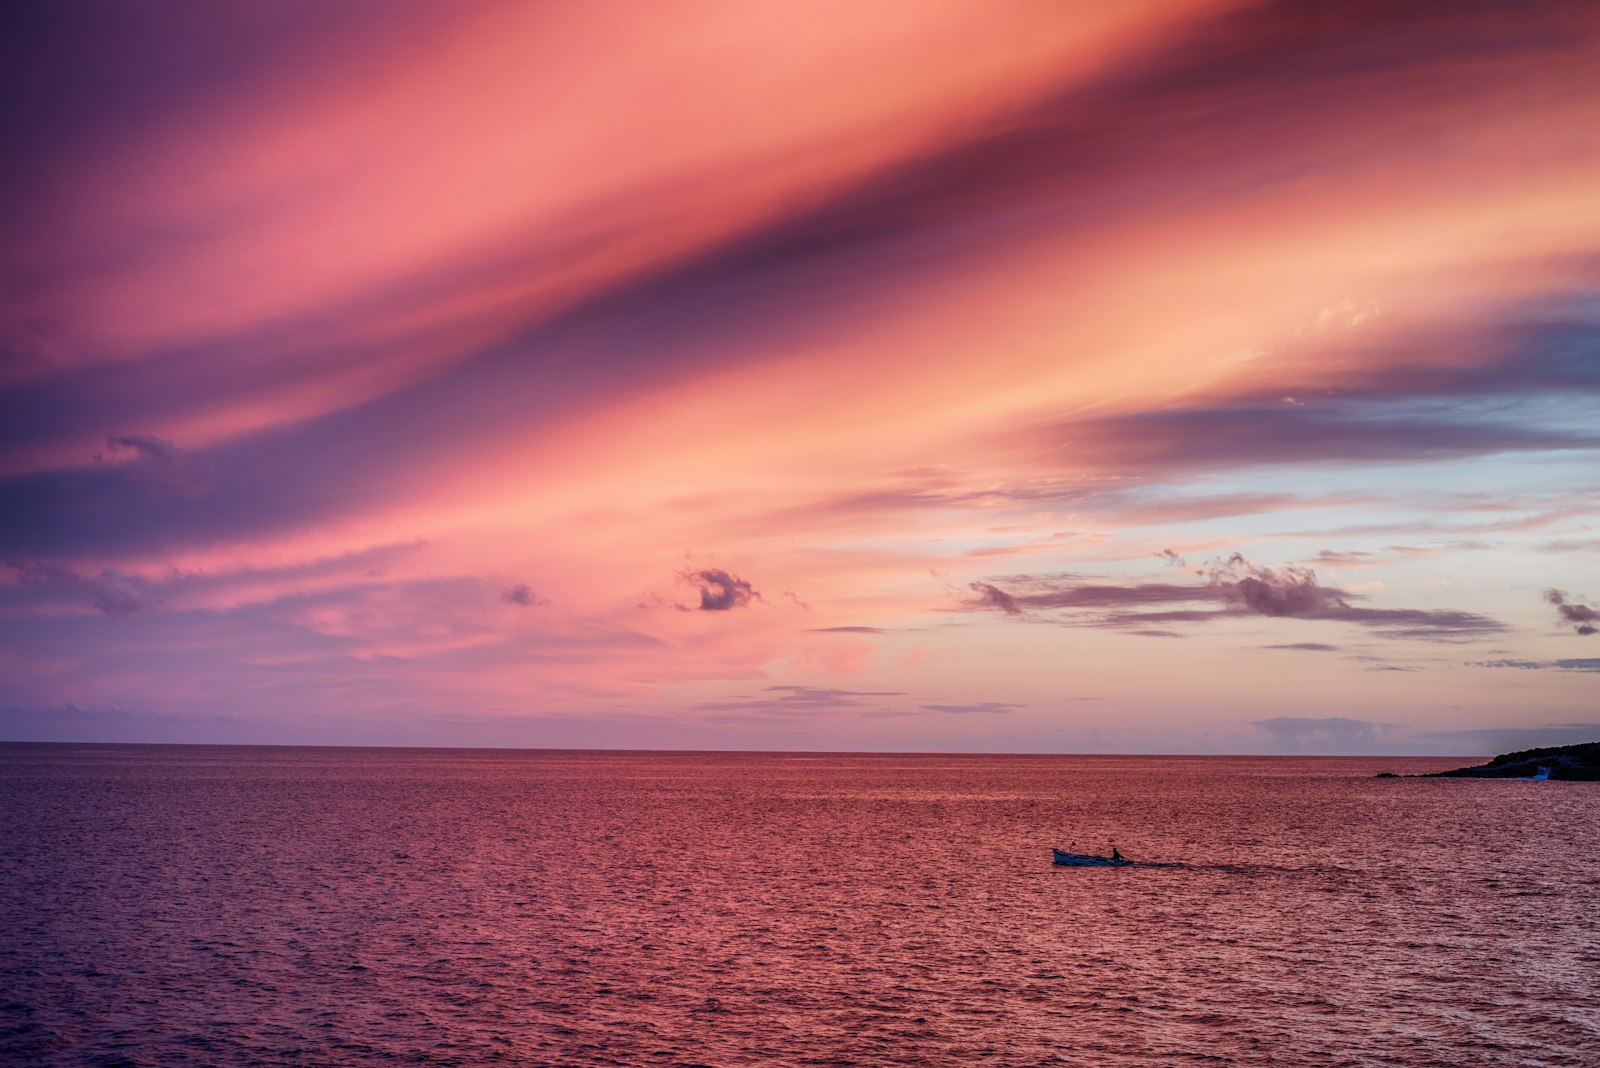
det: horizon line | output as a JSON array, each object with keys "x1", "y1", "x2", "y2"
[{"x1": 0, "y1": 739, "x2": 1511, "y2": 760}]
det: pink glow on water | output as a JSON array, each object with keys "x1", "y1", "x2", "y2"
[{"x1": 3, "y1": 746, "x2": 1596, "y2": 1065}]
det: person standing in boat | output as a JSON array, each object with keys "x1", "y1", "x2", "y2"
[{"x1": 1111, "y1": 844, "x2": 1124, "y2": 862}]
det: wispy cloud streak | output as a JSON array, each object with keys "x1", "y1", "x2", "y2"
[{"x1": 965, "y1": 554, "x2": 1505, "y2": 642}]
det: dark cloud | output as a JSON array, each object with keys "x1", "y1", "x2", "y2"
[
  {"x1": 98, "y1": 434, "x2": 210, "y2": 495},
  {"x1": 679, "y1": 568, "x2": 759, "y2": 612},
  {"x1": 963, "y1": 553, "x2": 1504, "y2": 642},
  {"x1": 90, "y1": 569, "x2": 158, "y2": 615},
  {"x1": 500, "y1": 583, "x2": 546, "y2": 607},
  {"x1": 1471, "y1": 658, "x2": 1600, "y2": 672},
  {"x1": 920, "y1": 702, "x2": 1021, "y2": 715},
  {"x1": 5, "y1": 559, "x2": 160, "y2": 616},
  {"x1": 1252, "y1": 716, "x2": 1394, "y2": 753},
  {"x1": 1331, "y1": 606, "x2": 1506, "y2": 642},
  {"x1": 967, "y1": 582, "x2": 1021, "y2": 615},
  {"x1": 104, "y1": 434, "x2": 183, "y2": 466},
  {"x1": 1545, "y1": 589, "x2": 1598, "y2": 636},
  {"x1": 1046, "y1": 399, "x2": 1600, "y2": 479},
  {"x1": 967, "y1": 574, "x2": 1219, "y2": 614},
  {"x1": 1010, "y1": 307, "x2": 1600, "y2": 487},
  {"x1": 0, "y1": 703, "x2": 242, "y2": 744},
  {"x1": 693, "y1": 685, "x2": 906, "y2": 716},
  {"x1": 1263, "y1": 642, "x2": 1340, "y2": 652},
  {"x1": 808, "y1": 625, "x2": 891, "y2": 634},
  {"x1": 1206, "y1": 553, "x2": 1346, "y2": 617}
]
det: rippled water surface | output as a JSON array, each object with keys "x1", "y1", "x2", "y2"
[{"x1": 2, "y1": 745, "x2": 1597, "y2": 1066}]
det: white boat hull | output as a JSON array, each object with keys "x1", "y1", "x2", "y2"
[{"x1": 1052, "y1": 848, "x2": 1130, "y2": 867}]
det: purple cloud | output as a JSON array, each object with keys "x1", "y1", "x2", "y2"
[
  {"x1": 963, "y1": 553, "x2": 1504, "y2": 642},
  {"x1": 1205, "y1": 553, "x2": 1347, "y2": 617},
  {"x1": 693, "y1": 685, "x2": 907, "y2": 717},
  {"x1": 6, "y1": 560, "x2": 160, "y2": 616},
  {"x1": 91, "y1": 569, "x2": 159, "y2": 616},
  {"x1": 1052, "y1": 400, "x2": 1600, "y2": 476},
  {"x1": 920, "y1": 701, "x2": 1021, "y2": 715},
  {"x1": 104, "y1": 434, "x2": 183, "y2": 465},
  {"x1": 967, "y1": 582, "x2": 1021, "y2": 615},
  {"x1": 501, "y1": 583, "x2": 546, "y2": 607},
  {"x1": 1545, "y1": 589, "x2": 1597, "y2": 636},
  {"x1": 101, "y1": 434, "x2": 210, "y2": 496},
  {"x1": 679, "y1": 568, "x2": 760, "y2": 612},
  {"x1": 1471, "y1": 658, "x2": 1600, "y2": 672},
  {"x1": 1252, "y1": 716, "x2": 1394, "y2": 753}
]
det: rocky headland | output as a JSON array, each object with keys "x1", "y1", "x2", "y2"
[{"x1": 1427, "y1": 741, "x2": 1600, "y2": 781}]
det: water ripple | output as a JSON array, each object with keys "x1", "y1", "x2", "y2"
[{"x1": 2, "y1": 746, "x2": 1596, "y2": 1066}]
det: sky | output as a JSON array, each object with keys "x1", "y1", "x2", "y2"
[{"x1": 2, "y1": 0, "x2": 1597, "y2": 754}]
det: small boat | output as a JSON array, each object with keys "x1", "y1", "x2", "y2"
[{"x1": 1052, "y1": 848, "x2": 1131, "y2": 867}]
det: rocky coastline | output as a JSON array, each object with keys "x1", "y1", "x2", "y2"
[{"x1": 1425, "y1": 741, "x2": 1600, "y2": 781}]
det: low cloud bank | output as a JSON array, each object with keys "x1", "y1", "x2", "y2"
[{"x1": 1252, "y1": 715, "x2": 1395, "y2": 753}]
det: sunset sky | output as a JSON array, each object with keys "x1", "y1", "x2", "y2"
[{"x1": 3, "y1": 0, "x2": 1597, "y2": 753}]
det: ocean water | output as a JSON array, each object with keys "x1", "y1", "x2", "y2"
[{"x1": 1, "y1": 745, "x2": 1596, "y2": 1067}]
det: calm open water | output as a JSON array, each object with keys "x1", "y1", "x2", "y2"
[{"x1": 1, "y1": 745, "x2": 1596, "y2": 1066}]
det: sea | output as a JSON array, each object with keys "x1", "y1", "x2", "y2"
[{"x1": 1, "y1": 744, "x2": 1596, "y2": 1067}]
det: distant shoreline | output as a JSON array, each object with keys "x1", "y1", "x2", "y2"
[{"x1": 1400, "y1": 741, "x2": 1600, "y2": 782}]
